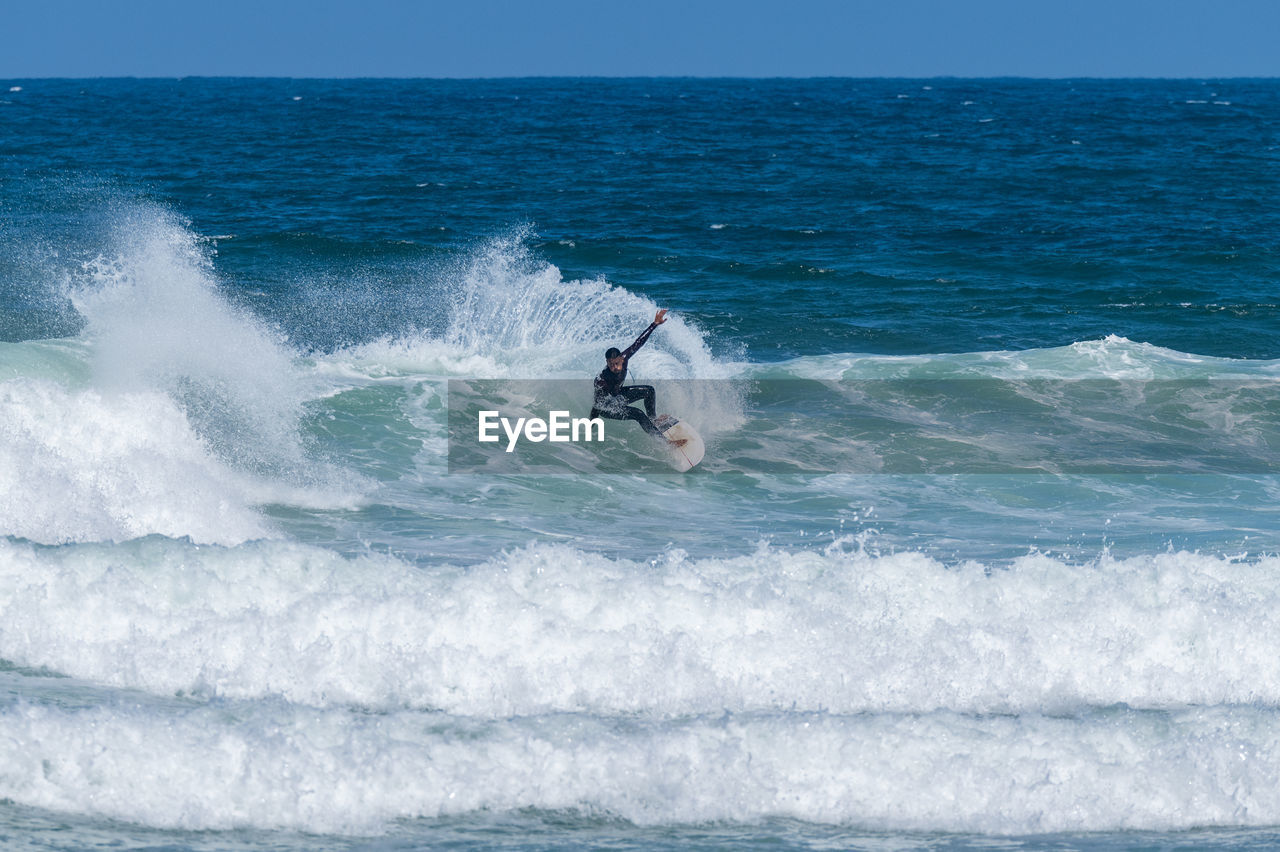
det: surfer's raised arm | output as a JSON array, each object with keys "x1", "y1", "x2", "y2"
[{"x1": 622, "y1": 309, "x2": 668, "y2": 359}]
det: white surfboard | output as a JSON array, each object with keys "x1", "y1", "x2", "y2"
[{"x1": 654, "y1": 415, "x2": 705, "y2": 472}]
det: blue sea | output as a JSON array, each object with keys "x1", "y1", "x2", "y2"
[{"x1": 4, "y1": 77, "x2": 1280, "y2": 850}]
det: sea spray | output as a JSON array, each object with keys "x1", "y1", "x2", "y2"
[
  {"x1": 0, "y1": 204, "x2": 367, "y2": 544},
  {"x1": 68, "y1": 205, "x2": 309, "y2": 478},
  {"x1": 339, "y1": 232, "x2": 747, "y2": 435}
]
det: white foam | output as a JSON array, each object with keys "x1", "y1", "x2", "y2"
[
  {"x1": 0, "y1": 360, "x2": 362, "y2": 543},
  {"x1": 0, "y1": 380, "x2": 270, "y2": 544},
  {"x1": 757, "y1": 335, "x2": 1276, "y2": 381},
  {"x1": 320, "y1": 336, "x2": 511, "y2": 381},
  {"x1": 0, "y1": 204, "x2": 374, "y2": 543},
  {"x1": 4, "y1": 699, "x2": 1280, "y2": 835},
  {"x1": 5, "y1": 538, "x2": 1280, "y2": 718},
  {"x1": 69, "y1": 207, "x2": 311, "y2": 479}
]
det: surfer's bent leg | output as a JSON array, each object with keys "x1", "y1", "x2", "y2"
[
  {"x1": 621, "y1": 385, "x2": 656, "y2": 417},
  {"x1": 627, "y1": 407, "x2": 662, "y2": 437},
  {"x1": 594, "y1": 398, "x2": 663, "y2": 437}
]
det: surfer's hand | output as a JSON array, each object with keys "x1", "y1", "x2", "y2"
[{"x1": 655, "y1": 309, "x2": 668, "y2": 324}]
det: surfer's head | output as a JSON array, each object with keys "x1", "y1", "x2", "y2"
[{"x1": 605, "y1": 347, "x2": 624, "y2": 372}]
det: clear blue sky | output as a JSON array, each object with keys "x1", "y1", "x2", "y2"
[{"x1": 2, "y1": 0, "x2": 1278, "y2": 78}]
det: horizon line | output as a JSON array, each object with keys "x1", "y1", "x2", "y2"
[{"x1": 4, "y1": 74, "x2": 1278, "y2": 82}]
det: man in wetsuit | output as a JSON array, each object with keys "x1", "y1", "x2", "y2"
[{"x1": 591, "y1": 309, "x2": 685, "y2": 445}]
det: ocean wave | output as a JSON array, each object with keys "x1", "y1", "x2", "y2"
[
  {"x1": 4, "y1": 537, "x2": 1280, "y2": 718},
  {"x1": 0, "y1": 205, "x2": 372, "y2": 543},
  {"x1": 5, "y1": 207, "x2": 1280, "y2": 548},
  {"x1": 67, "y1": 205, "x2": 313, "y2": 475},
  {"x1": 0, "y1": 380, "x2": 272, "y2": 544},
  {"x1": 748, "y1": 335, "x2": 1280, "y2": 382},
  {"x1": 3, "y1": 697, "x2": 1280, "y2": 835},
  {"x1": 321, "y1": 232, "x2": 736, "y2": 383}
]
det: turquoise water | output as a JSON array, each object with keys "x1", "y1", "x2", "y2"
[{"x1": 3, "y1": 78, "x2": 1280, "y2": 849}]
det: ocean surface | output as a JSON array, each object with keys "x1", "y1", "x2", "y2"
[{"x1": 3, "y1": 77, "x2": 1280, "y2": 850}]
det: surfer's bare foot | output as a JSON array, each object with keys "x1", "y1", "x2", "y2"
[{"x1": 668, "y1": 438, "x2": 688, "y2": 448}]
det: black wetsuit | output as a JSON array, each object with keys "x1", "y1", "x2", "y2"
[{"x1": 590, "y1": 321, "x2": 663, "y2": 437}]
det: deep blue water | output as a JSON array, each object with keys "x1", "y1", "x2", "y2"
[
  {"x1": 3, "y1": 77, "x2": 1280, "y2": 850},
  {"x1": 7, "y1": 78, "x2": 1280, "y2": 357}
]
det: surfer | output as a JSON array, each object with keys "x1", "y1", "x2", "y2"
[{"x1": 591, "y1": 309, "x2": 686, "y2": 446}]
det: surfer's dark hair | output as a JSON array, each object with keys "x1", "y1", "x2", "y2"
[{"x1": 605, "y1": 347, "x2": 622, "y2": 359}]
